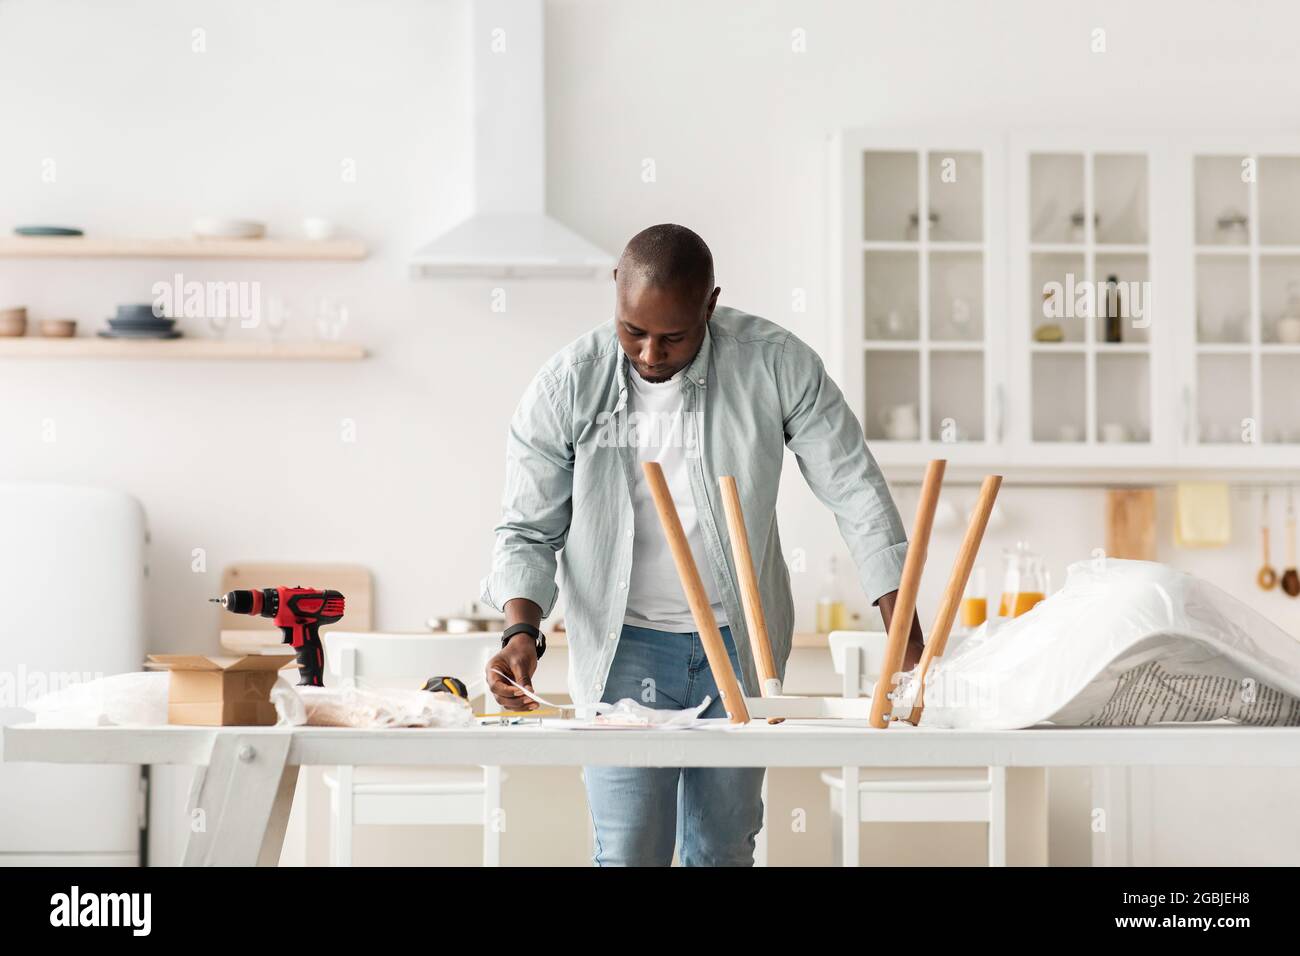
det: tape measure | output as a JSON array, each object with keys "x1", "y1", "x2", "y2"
[{"x1": 422, "y1": 676, "x2": 468, "y2": 698}]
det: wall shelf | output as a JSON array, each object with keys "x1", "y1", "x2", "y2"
[
  {"x1": 0, "y1": 236, "x2": 367, "y2": 260},
  {"x1": 0, "y1": 338, "x2": 366, "y2": 360}
]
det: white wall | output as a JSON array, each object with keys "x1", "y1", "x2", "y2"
[{"x1": 4, "y1": 0, "x2": 1299, "y2": 865}]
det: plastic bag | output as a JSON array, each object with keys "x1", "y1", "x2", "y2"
[
  {"x1": 21, "y1": 672, "x2": 367, "y2": 728},
  {"x1": 294, "y1": 684, "x2": 474, "y2": 728},
  {"x1": 909, "y1": 559, "x2": 1300, "y2": 729},
  {"x1": 24, "y1": 671, "x2": 169, "y2": 726},
  {"x1": 271, "y1": 677, "x2": 307, "y2": 726},
  {"x1": 592, "y1": 696, "x2": 712, "y2": 728}
]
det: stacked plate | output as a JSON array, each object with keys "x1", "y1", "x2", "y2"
[{"x1": 99, "y1": 303, "x2": 181, "y2": 340}]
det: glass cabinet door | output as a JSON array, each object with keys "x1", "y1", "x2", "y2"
[
  {"x1": 1191, "y1": 151, "x2": 1300, "y2": 451},
  {"x1": 846, "y1": 142, "x2": 997, "y2": 459},
  {"x1": 1018, "y1": 146, "x2": 1155, "y2": 453}
]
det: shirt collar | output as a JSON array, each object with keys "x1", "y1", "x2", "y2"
[{"x1": 613, "y1": 321, "x2": 712, "y2": 410}]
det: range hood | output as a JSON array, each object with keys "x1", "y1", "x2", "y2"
[{"x1": 410, "y1": 0, "x2": 613, "y2": 279}]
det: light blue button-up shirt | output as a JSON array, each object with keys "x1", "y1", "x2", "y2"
[{"x1": 481, "y1": 306, "x2": 908, "y2": 706}]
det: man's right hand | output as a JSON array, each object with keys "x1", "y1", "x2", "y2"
[{"x1": 486, "y1": 635, "x2": 540, "y2": 710}]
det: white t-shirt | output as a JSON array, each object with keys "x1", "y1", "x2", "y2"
[{"x1": 623, "y1": 366, "x2": 728, "y2": 632}]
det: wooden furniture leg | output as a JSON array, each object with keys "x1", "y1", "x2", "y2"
[
  {"x1": 642, "y1": 462, "x2": 750, "y2": 724},
  {"x1": 718, "y1": 476, "x2": 782, "y2": 696},
  {"x1": 868, "y1": 459, "x2": 946, "y2": 728},
  {"x1": 906, "y1": 474, "x2": 1002, "y2": 725}
]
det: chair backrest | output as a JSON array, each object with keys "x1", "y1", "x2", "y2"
[
  {"x1": 323, "y1": 631, "x2": 500, "y2": 699},
  {"x1": 828, "y1": 630, "x2": 888, "y2": 689}
]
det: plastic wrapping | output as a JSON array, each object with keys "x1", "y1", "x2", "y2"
[
  {"x1": 295, "y1": 685, "x2": 474, "y2": 728},
  {"x1": 22, "y1": 672, "x2": 471, "y2": 729},
  {"x1": 593, "y1": 696, "x2": 712, "y2": 728},
  {"x1": 907, "y1": 559, "x2": 1300, "y2": 729},
  {"x1": 24, "y1": 672, "x2": 170, "y2": 726}
]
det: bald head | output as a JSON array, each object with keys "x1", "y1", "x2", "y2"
[
  {"x1": 616, "y1": 223, "x2": 715, "y2": 302},
  {"x1": 613, "y1": 224, "x2": 721, "y2": 383}
]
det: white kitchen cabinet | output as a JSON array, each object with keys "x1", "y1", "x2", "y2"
[
  {"x1": 1007, "y1": 133, "x2": 1173, "y2": 467},
  {"x1": 831, "y1": 129, "x2": 1300, "y2": 473},
  {"x1": 1173, "y1": 137, "x2": 1300, "y2": 469},
  {"x1": 829, "y1": 131, "x2": 1007, "y2": 468}
]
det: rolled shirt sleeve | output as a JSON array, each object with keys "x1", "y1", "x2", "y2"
[
  {"x1": 777, "y1": 333, "x2": 909, "y2": 605},
  {"x1": 479, "y1": 365, "x2": 574, "y2": 618}
]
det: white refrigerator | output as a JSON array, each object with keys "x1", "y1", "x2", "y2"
[{"x1": 0, "y1": 483, "x2": 146, "y2": 865}]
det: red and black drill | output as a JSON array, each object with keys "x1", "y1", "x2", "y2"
[{"x1": 210, "y1": 587, "x2": 345, "y2": 686}]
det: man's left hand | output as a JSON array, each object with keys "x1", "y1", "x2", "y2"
[{"x1": 876, "y1": 589, "x2": 925, "y2": 673}]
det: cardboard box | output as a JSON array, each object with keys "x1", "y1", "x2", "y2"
[{"x1": 148, "y1": 654, "x2": 290, "y2": 726}]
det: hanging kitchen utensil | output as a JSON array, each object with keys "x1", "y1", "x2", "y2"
[
  {"x1": 1258, "y1": 490, "x2": 1278, "y2": 590},
  {"x1": 1282, "y1": 488, "x2": 1300, "y2": 597}
]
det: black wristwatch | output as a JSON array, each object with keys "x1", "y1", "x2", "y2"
[{"x1": 501, "y1": 622, "x2": 546, "y2": 660}]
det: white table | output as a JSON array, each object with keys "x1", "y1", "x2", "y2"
[{"x1": 6, "y1": 721, "x2": 1300, "y2": 866}]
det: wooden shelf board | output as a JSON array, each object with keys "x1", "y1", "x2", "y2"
[
  {"x1": 0, "y1": 236, "x2": 367, "y2": 260},
  {"x1": 0, "y1": 338, "x2": 366, "y2": 360}
]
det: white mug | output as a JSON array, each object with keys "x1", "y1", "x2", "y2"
[
  {"x1": 1100, "y1": 422, "x2": 1130, "y2": 444},
  {"x1": 1277, "y1": 316, "x2": 1300, "y2": 345},
  {"x1": 880, "y1": 404, "x2": 920, "y2": 441}
]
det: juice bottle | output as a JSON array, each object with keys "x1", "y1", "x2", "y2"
[
  {"x1": 960, "y1": 566, "x2": 987, "y2": 628},
  {"x1": 1000, "y1": 543, "x2": 1049, "y2": 618}
]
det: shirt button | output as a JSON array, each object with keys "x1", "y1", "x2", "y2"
[
  {"x1": 626, "y1": 528, "x2": 633, "y2": 538},
  {"x1": 593, "y1": 682, "x2": 603, "y2": 693},
  {"x1": 618, "y1": 581, "x2": 627, "y2": 589},
  {"x1": 607, "y1": 631, "x2": 617, "y2": 641}
]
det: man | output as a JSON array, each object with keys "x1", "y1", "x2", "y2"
[{"x1": 482, "y1": 223, "x2": 923, "y2": 866}]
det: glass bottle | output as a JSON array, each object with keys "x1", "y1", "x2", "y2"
[
  {"x1": 999, "y1": 542, "x2": 1048, "y2": 618},
  {"x1": 815, "y1": 555, "x2": 847, "y2": 633},
  {"x1": 960, "y1": 566, "x2": 988, "y2": 629}
]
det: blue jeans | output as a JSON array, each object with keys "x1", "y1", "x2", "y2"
[{"x1": 582, "y1": 624, "x2": 765, "y2": 866}]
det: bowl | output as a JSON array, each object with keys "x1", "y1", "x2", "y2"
[
  {"x1": 108, "y1": 317, "x2": 174, "y2": 331},
  {"x1": 113, "y1": 303, "x2": 170, "y2": 323},
  {"x1": 39, "y1": 319, "x2": 77, "y2": 338},
  {"x1": 0, "y1": 307, "x2": 28, "y2": 337},
  {"x1": 302, "y1": 217, "x2": 336, "y2": 241}
]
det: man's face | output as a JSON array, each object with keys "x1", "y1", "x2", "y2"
[{"x1": 614, "y1": 275, "x2": 719, "y2": 383}]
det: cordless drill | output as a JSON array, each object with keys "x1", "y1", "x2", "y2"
[{"x1": 210, "y1": 587, "x2": 345, "y2": 686}]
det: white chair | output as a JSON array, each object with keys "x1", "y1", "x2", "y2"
[
  {"x1": 320, "y1": 631, "x2": 505, "y2": 867},
  {"x1": 820, "y1": 629, "x2": 1008, "y2": 867}
]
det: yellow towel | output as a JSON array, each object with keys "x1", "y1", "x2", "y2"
[{"x1": 1174, "y1": 482, "x2": 1231, "y2": 548}]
